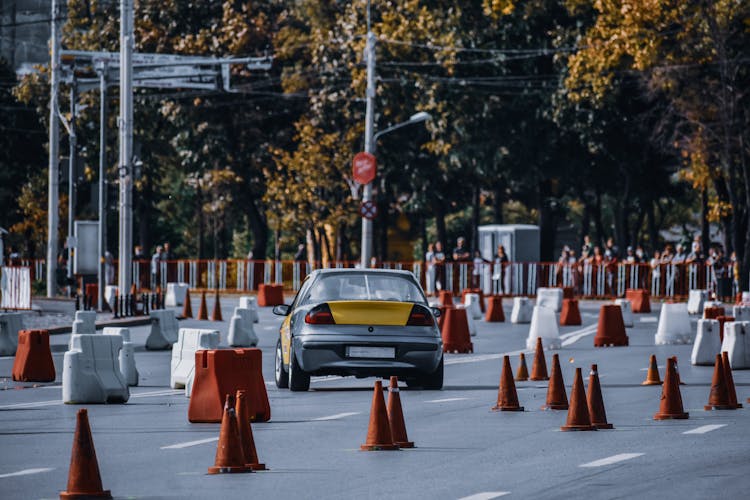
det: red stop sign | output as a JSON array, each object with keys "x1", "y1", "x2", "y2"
[{"x1": 352, "y1": 152, "x2": 377, "y2": 185}]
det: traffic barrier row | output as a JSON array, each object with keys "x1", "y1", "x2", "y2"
[{"x1": 0, "y1": 312, "x2": 24, "y2": 355}]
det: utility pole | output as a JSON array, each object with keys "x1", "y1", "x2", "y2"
[
  {"x1": 360, "y1": 0, "x2": 376, "y2": 268},
  {"x1": 47, "y1": 0, "x2": 61, "y2": 297},
  {"x1": 67, "y1": 79, "x2": 77, "y2": 285},
  {"x1": 97, "y1": 62, "x2": 108, "y2": 310},
  {"x1": 118, "y1": 0, "x2": 133, "y2": 295}
]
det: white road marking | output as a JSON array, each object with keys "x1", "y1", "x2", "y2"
[
  {"x1": 161, "y1": 437, "x2": 219, "y2": 450},
  {"x1": 458, "y1": 492, "x2": 510, "y2": 500},
  {"x1": 580, "y1": 453, "x2": 644, "y2": 468},
  {"x1": 425, "y1": 397, "x2": 469, "y2": 403},
  {"x1": 312, "y1": 412, "x2": 360, "y2": 421},
  {"x1": 131, "y1": 389, "x2": 183, "y2": 398},
  {"x1": 0, "y1": 399, "x2": 59, "y2": 409},
  {"x1": 640, "y1": 317, "x2": 658, "y2": 323},
  {"x1": 0, "y1": 389, "x2": 182, "y2": 410},
  {"x1": 0, "y1": 468, "x2": 54, "y2": 479},
  {"x1": 561, "y1": 324, "x2": 599, "y2": 346},
  {"x1": 639, "y1": 366, "x2": 664, "y2": 371},
  {"x1": 310, "y1": 375, "x2": 344, "y2": 384},
  {"x1": 683, "y1": 424, "x2": 727, "y2": 435}
]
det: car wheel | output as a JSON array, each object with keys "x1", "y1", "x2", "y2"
[
  {"x1": 275, "y1": 339, "x2": 289, "y2": 389},
  {"x1": 288, "y1": 347, "x2": 310, "y2": 392},
  {"x1": 407, "y1": 357, "x2": 444, "y2": 390}
]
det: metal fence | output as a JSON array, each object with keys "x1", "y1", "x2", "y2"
[
  {"x1": 5, "y1": 258, "x2": 743, "y2": 301},
  {"x1": 0, "y1": 266, "x2": 32, "y2": 310}
]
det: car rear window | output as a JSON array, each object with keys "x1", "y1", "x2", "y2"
[{"x1": 303, "y1": 274, "x2": 426, "y2": 304}]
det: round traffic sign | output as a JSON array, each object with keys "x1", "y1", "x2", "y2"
[
  {"x1": 359, "y1": 201, "x2": 378, "y2": 220},
  {"x1": 352, "y1": 152, "x2": 377, "y2": 185}
]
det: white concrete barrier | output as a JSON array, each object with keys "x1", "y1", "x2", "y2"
[
  {"x1": 732, "y1": 305, "x2": 750, "y2": 322},
  {"x1": 104, "y1": 286, "x2": 119, "y2": 310},
  {"x1": 146, "y1": 309, "x2": 179, "y2": 350},
  {"x1": 456, "y1": 305, "x2": 478, "y2": 337},
  {"x1": 72, "y1": 310, "x2": 96, "y2": 335},
  {"x1": 227, "y1": 307, "x2": 259, "y2": 347},
  {"x1": 103, "y1": 327, "x2": 138, "y2": 386},
  {"x1": 703, "y1": 300, "x2": 724, "y2": 314},
  {"x1": 526, "y1": 305, "x2": 561, "y2": 350},
  {"x1": 165, "y1": 282, "x2": 189, "y2": 307},
  {"x1": 687, "y1": 290, "x2": 707, "y2": 315},
  {"x1": 62, "y1": 334, "x2": 129, "y2": 403},
  {"x1": 613, "y1": 299, "x2": 634, "y2": 327},
  {"x1": 238, "y1": 296, "x2": 260, "y2": 323},
  {"x1": 690, "y1": 319, "x2": 721, "y2": 366},
  {"x1": 0, "y1": 312, "x2": 24, "y2": 356},
  {"x1": 511, "y1": 297, "x2": 533, "y2": 324},
  {"x1": 739, "y1": 292, "x2": 750, "y2": 305},
  {"x1": 655, "y1": 303, "x2": 693, "y2": 345},
  {"x1": 463, "y1": 293, "x2": 483, "y2": 321},
  {"x1": 721, "y1": 321, "x2": 750, "y2": 369},
  {"x1": 170, "y1": 328, "x2": 220, "y2": 389},
  {"x1": 536, "y1": 288, "x2": 563, "y2": 313}
]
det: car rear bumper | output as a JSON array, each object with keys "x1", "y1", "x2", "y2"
[{"x1": 294, "y1": 334, "x2": 442, "y2": 377}]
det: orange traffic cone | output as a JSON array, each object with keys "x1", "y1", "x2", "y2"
[
  {"x1": 587, "y1": 364, "x2": 613, "y2": 429},
  {"x1": 485, "y1": 295, "x2": 505, "y2": 322},
  {"x1": 197, "y1": 291, "x2": 209, "y2": 321},
  {"x1": 515, "y1": 352, "x2": 529, "y2": 382},
  {"x1": 529, "y1": 338, "x2": 549, "y2": 381},
  {"x1": 361, "y1": 380, "x2": 399, "y2": 451},
  {"x1": 654, "y1": 357, "x2": 689, "y2": 420},
  {"x1": 439, "y1": 290, "x2": 453, "y2": 307},
  {"x1": 387, "y1": 376, "x2": 414, "y2": 448},
  {"x1": 671, "y1": 356, "x2": 686, "y2": 385},
  {"x1": 542, "y1": 353, "x2": 568, "y2": 410},
  {"x1": 210, "y1": 290, "x2": 223, "y2": 322},
  {"x1": 561, "y1": 368, "x2": 596, "y2": 431},
  {"x1": 642, "y1": 354, "x2": 662, "y2": 386},
  {"x1": 704, "y1": 355, "x2": 734, "y2": 411},
  {"x1": 182, "y1": 288, "x2": 193, "y2": 318},
  {"x1": 722, "y1": 351, "x2": 742, "y2": 408},
  {"x1": 236, "y1": 390, "x2": 266, "y2": 470},
  {"x1": 208, "y1": 395, "x2": 251, "y2": 474},
  {"x1": 492, "y1": 355, "x2": 524, "y2": 411},
  {"x1": 60, "y1": 409, "x2": 112, "y2": 499}
]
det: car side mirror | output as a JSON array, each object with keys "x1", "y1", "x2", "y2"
[
  {"x1": 431, "y1": 307, "x2": 441, "y2": 318},
  {"x1": 272, "y1": 304, "x2": 291, "y2": 316}
]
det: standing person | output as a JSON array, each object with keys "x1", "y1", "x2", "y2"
[
  {"x1": 605, "y1": 237, "x2": 619, "y2": 260},
  {"x1": 493, "y1": 244, "x2": 509, "y2": 295},
  {"x1": 433, "y1": 241, "x2": 446, "y2": 291},
  {"x1": 452, "y1": 237, "x2": 471, "y2": 262},
  {"x1": 471, "y1": 250, "x2": 489, "y2": 289},
  {"x1": 104, "y1": 251, "x2": 115, "y2": 286},
  {"x1": 710, "y1": 246, "x2": 729, "y2": 300},
  {"x1": 424, "y1": 243, "x2": 436, "y2": 296},
  {"x1": 294, "y1": 243, "x2": 306, "y2": 262},
  {"x1": 580, "y1": 235, "x2": 592, "y2": 261},
  {"x1": 150, "y1": 246, "x2": 163, "y2": 290},
  {"x1": 162, "y1": 242, "x2": 171, "y2": 261},
  {"x1": 134, "y1": 245, "x2": 146, "y2": 260}
]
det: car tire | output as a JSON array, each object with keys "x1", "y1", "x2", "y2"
[
  {"x1": 288, "y1": 347, "x2": 310, "y2": 392},
  {"x1": 275, "y1": 339, "x2": 289, "y2": 389},
  {"x1": 407, "y1": 357, "x2": 444, "y2": 390}
]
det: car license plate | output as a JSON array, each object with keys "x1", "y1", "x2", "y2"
[{"x1": 346, "y1": 346, "x2": 395, "y2": 359}]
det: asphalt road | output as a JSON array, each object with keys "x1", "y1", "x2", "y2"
[{"x1": 1, "y1": 296, "x2": 749, "y2": 499}]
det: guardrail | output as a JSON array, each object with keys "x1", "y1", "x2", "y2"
[
  {"x1": 0, "y1": 266, "x2": 32, "y2": 310},
  {"x1": 7, "y1": 258, "x2": 742, "y2": 301}
]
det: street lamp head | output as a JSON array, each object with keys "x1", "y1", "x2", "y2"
[{"x1": 409, "y1": 111, "x2": 431, "y2": 123}]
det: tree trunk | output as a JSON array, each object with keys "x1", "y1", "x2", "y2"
[
  {"x1": 433, "y1": 198, "x2": 447, "y2": 250},
  {"x1": 246, "y1": 197, "x2": 268, "y2": 260},
  {"x1": 538, "y1": 180, "x2": 555, "y2": 261},
  {"x1": 593, "y1": 189, "x2": 605, "y2": 246},
  {"x1": 196, "y1": 185, "x2": 203, "y2": 259},
  {"x1": 632, "y1": 208, "x2": 645, "y2": 248},
  {"x1": 471, "y1": 186, "x2": 480, "y2": 253},
  {"x1": 580, "y1": 199, "x2": 591, "y2": 250},
  {"x1": 647, "y1": 201, "x2": 658, "y2": 251},
  {"x1": 701, "y1": 186, "x2": 710, "y2": 255},
  {"x1": 493, "y1": 184, "x2": 504, "y2": 224}
]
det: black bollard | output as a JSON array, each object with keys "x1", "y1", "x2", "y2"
[
  {"x1": 75, "y1": 295, "x2": 80, "y2": 311},
  {"x1": 113, "y1": 295, "x2": 119, "y2": 319},
  {"x1": 161, "y1": 293, "x2": 166, "y2": 310}
]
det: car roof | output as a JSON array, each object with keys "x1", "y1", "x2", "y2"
[{"x1": 309, "y1": 268, "x2": 415, "y2": 278}]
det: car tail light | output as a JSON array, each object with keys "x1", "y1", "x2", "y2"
[
  {"x1": 406, "y1": 304, "x2": 434, "y2": 327},
  {"x1": 305, "y1": 303, "x2": 336, "y2": 325}
]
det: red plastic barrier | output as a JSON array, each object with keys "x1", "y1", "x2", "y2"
[
  {"x1": 12, "y1": 330, "x2": 55, "y2": 382},
  {"x1": 257, "y1": 284, "x2": 284, "y2": 307},
  {"x1": 188, "y1": 348, "x2": 271, "y2": 423},
  {"x1": 625, "y1": 289, "x2": 651, "y2": 313},
  {"x1": 703, "y1": 306, "x2": 725, "y2": 320},
  {"x1": 485, "y1": 296, "x2": 505, "y2": 322},
  {"x1": 560, "y1": 299, "x2": 582, "y2": 326},
  {"x1": 594, "y1": 305, "x2": 629, "y2": 347}
]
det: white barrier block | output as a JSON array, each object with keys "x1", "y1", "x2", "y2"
[
  {"x1": 103, "y1": 327, "x2": 139, "y2": 386},
  {"x1": 526, "y1": 305, "x2": 561, "y2": 350},
  {"x1": 655, "y1": 303, "x2": 693, "y2": 345},
  {"x1": 690, "y1": 319, "x2": 721, "y2": 366},
  {"x1": 228, "y1": 307, "x2": 259, "y2": 347},
  {"x1": 721, "y1": 321, "x2": 750, "y2": 369},
  {"x1": 613, "y1": 299, "x2": 634, "y2": 327},
  {"x1": 146, "y1": 309, "x2": 180, "y2": 350},
  {"x1": 170, "y1": 328, "x2": 220, "y2": 389},
  {"x1": 511, "y1": 297, "x2": 533, "y2": 324},
  {"x1": 687, "y1": 290, "x2": 708, "y2": 315},
  {"x1": 104, "y1": 286, "x2": 118, "y2": 310},
  {"x1": 732, "y1": 306, "x2": 750, "y2": 322},
  {"x1": 740, "y1": 292, "x2": 750, "y2": 305},
  {"x1": 72, "y1": 310, "x2": 96, "y2": 334},
  {"x1": 456, "y1": 305, "x2": 478, "y2": 337},
  {"x1": 62, "y1": 334, "x2": 129, "y2": 403},
  {"x1": 0, "y1": 312, "x2": 24, "y2": 356},
  {"x1": 238, "y1": 296, "x2": 260, "y2": 323},
  {"x1": 463, "y1": 293, "x2": 483, "y2": 321},
  {"x1": 536, "y1": 288, "x2": 564, "y2": 313},
  {"x1": 165, "y1": 282, "x2": 189, "y2": 307}
]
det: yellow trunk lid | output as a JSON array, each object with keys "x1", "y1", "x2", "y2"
[{"x1": 327, "y1": 301, "x2": 413, "y2": 326}]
